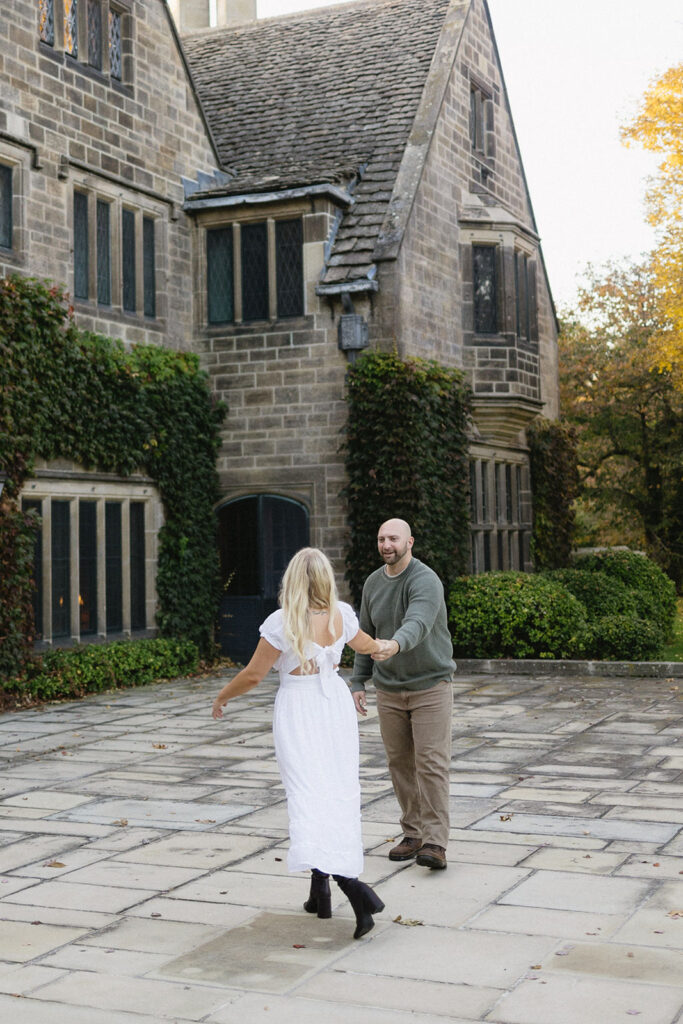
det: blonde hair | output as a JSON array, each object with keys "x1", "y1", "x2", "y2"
[{"x1": 280, "y1": 547, "x2": 339, "y2": 672}]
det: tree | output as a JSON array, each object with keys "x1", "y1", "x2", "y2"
[
  {"x1": 622, "y1": 63, "x2": 683, "y2": 384},
  {"x1": 559, "y1": 259, "x2": 683, "y2": 590}
]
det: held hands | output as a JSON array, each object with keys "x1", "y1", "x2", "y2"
[
  {"x1": 211, "y1": 697, "x2": 227, "y2": 720},
  {"x1": 372, "y1": 638, "x2": 400, "y2": 661}
]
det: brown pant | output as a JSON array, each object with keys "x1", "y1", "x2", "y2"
[{"x1": 376, "y1": 680, "x2": 453, "y2": 849}]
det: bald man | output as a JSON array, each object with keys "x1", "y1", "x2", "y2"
[{"x1": 351, "y1": 519, "x2": 455, "y2": 870}]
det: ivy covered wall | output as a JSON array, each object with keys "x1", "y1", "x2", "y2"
[{"x1": 0, "y1": 276, "x2": 225, "y2": 679}]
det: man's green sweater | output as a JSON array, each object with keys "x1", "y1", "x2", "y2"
[{"x1": 350, "y1": 557, "x2": 456, "y2": 693}]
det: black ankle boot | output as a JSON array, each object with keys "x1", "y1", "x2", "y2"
[
  {"x1": 303, "y1": 868, "x2": 332, "y2": 918},
  {"x1": 333, "y1": 875, "x2": 385, "y2": 939}
]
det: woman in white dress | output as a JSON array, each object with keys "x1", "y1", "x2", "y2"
[{"x1": 211, "y1": 547, "x2": 394, "y2": 939}]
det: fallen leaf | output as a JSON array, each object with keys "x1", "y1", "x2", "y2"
[
  {"x1": 626, "y1": 1012, "x2": 642, "y2": 1017},
  {"x1": 292, "y1": 944, "x2": 306, "y2": 949},
  {"x1": 653, "y1": 863, "x2": 660, "y2": 868},
  {"x1": 530, "y1": 964, "x2": 542, "y2": 970},
  {"x1": 45, "y1": 861, "x2": 65, "y2": 868},
  {"x1": 112, "y1": 818, "x2": 128, "y2": 827},
  {"x1": 666, "y1": 910, "x2": 683, "y2": 918},
  {"x1": 195, "y1": 819, "x2": 216, "y2": 824},
  {"x1": 499, "y1": 814, "x2": 513, "y2": 822},
  {"x1": 151, "y1": 913, "x2": 162, "y2": 918},
  {"x1": 626, "y1": 952, "x2": 635, "y2": 958},
  {"x1": 152, "y1": 743, "x2": 167, "y2": 749},
  {"x1": 393, "y1": 915, "x2": 424, "y2": 927}
]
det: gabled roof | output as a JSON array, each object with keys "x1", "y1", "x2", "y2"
[{"x1": 181, "y1": 0, "x2": 462, "y2": 290}]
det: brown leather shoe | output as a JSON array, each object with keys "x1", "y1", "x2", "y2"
[
  {"x1": 416, "y1": 843, "x2": 447, "y2": 870},
  {"x1": 388, "y1": 835, "x2": 422, "y2": 861}
]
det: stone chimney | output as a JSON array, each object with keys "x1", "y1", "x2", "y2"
[{"x1": 168, "y1": 0, "x2": 257, "y2": 32}]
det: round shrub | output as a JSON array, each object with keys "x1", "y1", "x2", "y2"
[
  {"x1": 449, "y1": 572, "x2": 587, "y2": 659},
  {"x1": 571, "y1": 550, "x2": 676, "y2": 640},
  {"x1": 542, "y1": 569, "x2": 637, "y2": 620},
  {"x1": 585, "y1": 614, "x2": 664, "y2": 661}
]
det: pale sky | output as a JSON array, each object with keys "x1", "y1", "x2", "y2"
[{"x1": 255, "y1": 0, "x2": 683, "y2": 310}]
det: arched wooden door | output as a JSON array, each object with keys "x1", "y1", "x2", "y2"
[{"x1": 217, "y1": 495, "x2": 309, "y2": 662}]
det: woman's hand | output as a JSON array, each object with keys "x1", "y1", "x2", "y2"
[
  {"x1": 212, "y1": 697, "x2": 227, "y2": 720},
  {"x1": 372, "y1": 638, "x2": 400, "y2": 661}
]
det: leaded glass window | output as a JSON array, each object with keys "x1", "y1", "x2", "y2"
[
  {"x1": 241, "y1": 222, "x2": 268, "y2": 321},
  {"x1": 143, "y1": 216, "x2": 155, "y2": 318},
  {"x1": 22, "y1": 499, "x2": 43, "y2": 640},
  {"x1": 515, "y1": 251, "x2": 530, "y2": 341},
  {"x1": 87, "y1": 0, "x2": 102, "y2": 69},
  {"x1": 505, "y1": 464, "x2": 513, "y2": 523},
  {"x1": 130, "y1": 501, "x2": 146, "y2": 630},
  {"x1": 0, "y1": 165, "x2": 11, "y2": 250},
  {"x1": 207, "y1": 227, "x2": 233, "y2": 324},
  {"x1": 105, "y1": 501, "x2": 122, "y2": 632},
  {"x1": 79, "y1": 500, "x2": 97, "y2": 635},
  {"x1": 121, "y1": 207, "x2": 136, "y2": 313},
  {"x1": 516, "y1": 464, "x2": 523, "y2": 522},
  {"x1": 52, "y1": 501, "x2": 71, "y2": 638},
  {"x1": 109, "y1": 8, "x2": 122, "y2": 80},
  {"x1": 473, "y1": 244, "x2": 497, "y2": 334},
  {"x1": 39, "y1": 0, "x2": 55, "y2": 45},
  {"x1": 96, "y1": 199, "x2": 111, "y2": 306},
  {"x1": 74, "y1": 191, "x2": 89, "y2": 300},
  {"x1": 481, "y1": 461, "x2": 489, "y2": 522},
  {"x1": 276, "y1": 218, "x2": 303, "y2": 318},
  {"x1": 64, "y1": 0, "x2": 78, "y2": 56}
]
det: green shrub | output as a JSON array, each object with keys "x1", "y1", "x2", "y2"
[
  {"x1": 449, "y1": 572, "x2": 586, "y2": 659},
  {"x1": 584, "y1": 614, "x2": 664, "y2": 661},
  {"x1": 571, "y1": 549, "x2": 676, "y2": 641},
  {"x1": 2, "y1": 637, "x2": 199, "y2": 703},
  {"x1": 542, "y1": 568, "x2": 637, "y2": 619}
]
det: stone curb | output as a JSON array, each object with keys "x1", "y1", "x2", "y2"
[{"x1": 456, "y1": 658, "x2": 683, "y2": 678}]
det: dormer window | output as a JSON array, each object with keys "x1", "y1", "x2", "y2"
[{"x1": 469, "y1": 79, "x2": 495, "y2": 162}]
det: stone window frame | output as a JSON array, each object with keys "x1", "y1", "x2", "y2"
[
  {"x1": 468, "y1": 70, "x2": 496, "y2": 185},
  {"x1": 37, "y1": 0, "x2": 134, "y2": 90},
  {"x1": 469, "y1": 450, "x2": 531, "y2": 574},
  {"x1": 0, "y1": 142, "x2": 31, "y2": 269},
  {"x1": 202, "y1": 209, "x2": 306, "y2": 327},
  {"x1": 21, "y1": 469, "x2": 162, "y2": 648},
  {"x1": 464, "y1": 227, "x2": 539, "y2": 347},
  {"x1": 70, "y1": 174, "x2": 164, "y2": 324}
]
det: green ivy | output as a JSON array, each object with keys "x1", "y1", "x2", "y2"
[
  {"x1": 0, "y1": 275, "x2": 225, "y2": 679},
  {"x1": 527, "y1": 417, "x2": 579, "y2": 569},
  {"x1": 342, "y1": 350, "x2": 472, "y2": 604}
]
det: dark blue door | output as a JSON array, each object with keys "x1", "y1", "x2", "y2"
[{"x1": 218, "y1": 495, "x2": 309, "y2": 662}]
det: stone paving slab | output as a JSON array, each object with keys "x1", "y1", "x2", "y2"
[{"x1": 0, "y1": 668, "x2": 681, "y2": 1023}]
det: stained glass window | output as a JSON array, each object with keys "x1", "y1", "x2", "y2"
[
  {"x1": 206, "y1": 227, "x2": 233, "y2": 324},
  {"x1": 105, "y1": 501, "x2": 122, "y2": 632},
  {"x1": 241, "y1": 222, "x2": 268, "y2": 321},
  {"x1": 74, "y1": 191, "x2": 89, "y2": 300},
  {"x1": 0, "y1": 165, "x2": 11, "y2": 250},
  {"x1": 121, "y1": 207, "x2": 136, "y2": 312},
  {"x1": 276, "y1": 219, "x2": 303, "y2": 318},
  {"x1": 109, "y1": 8, "x2": 122, "y2": 80},
  {"x1": 130, "y1": 502, "x2": 146, "y2": 630},
  {"x1": 52, "y1": 501, "x2": 71, "y2": 638},
  {"x1": 473, "y1": 244, "x2": 497, "y2": 334},
  {"x1": 143, "y1": 216, "x2": 155, "y2": 318},
  {"x1": 39, "y1": 0, "x2": 55, "y2": 45},
  {"x1": 87, "y1": 0, "x2": 102, "y2": 69},
  {"x1": 64, "y1": 0, "x2": 78, "y2": 56},
  {"x1": 79, "y1": 500, "x2": 97, "y2": 635},
  {"x1": 96, "y1": 199, "x2": 111, "y2": 305}
]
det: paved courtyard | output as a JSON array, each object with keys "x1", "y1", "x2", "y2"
[{"x1": 0, "y1": 668, "x2": 681, "y2": 1024}]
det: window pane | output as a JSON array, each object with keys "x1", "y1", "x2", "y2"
[
  {"x1": 483, "y1": 532, "x2": 491, "y2": 572},
  {"x1": 481, "y1": 462, "x2": 489, "y2": 522},
  {"x1": 22, "y1": 499, "x2": 43, "y2": 640},
  {"x1": 518, "y1": 530, "x2": 526, "y2": 571},
  {"x1": 516, "y1": 464, "x2": 523, "y2": 522},
  {"x1": 96, "y1": 199, "x2": 111, "y2": 305},
  {"x1": 497, "y1": 530, "x2": 504, "y2": 570},
  {"x1": 108, "y1": 8, "x2": 122, "y2": 80},
  {"x1": 121, "y1": 208, "x2": 136, "y2": 312},
  {"x1": 79, "y1": 500, "x2": 97, "y2": 635},
  {"x1": 515, "y1": 251, "x2": 529, "y2": 340},
  {"x1": 64, "y1": 0, "x2": 78, "y2": 56},
  {"x1": 0, "y1": 164, "x2": 12, "y2": 249},
  {"x1": 105, "y1": 501, "x2": 122, "y2": 632},
  {"x1": 473, "y1": 245, "x2": 497, "y2": 334},
  {"x1": 87, "y1": 0, "x2": 102, "y2": 68},
  {"x1": 241, "y1": 221, "x2": 268, "y2": 321},
  {"x1": 275, "y1": 218, "x2": 303, "y2": 318},
  {"x1": 505, "y1": 464, "x2": 513, "y2": 523},
  {"x1": 207, "y1": 227, "x2": 233, "y2": 324},
  {"x1": 74, "y1": 191, "x2": 89, "y2": 300},
  {"x1": 130, "y1": 501, "x2": 146, "y2": 630},
  {"x1": 143, "y1": 216, "x2": 155, "y2": 317},
  {"x1": 469, "y1": 460, "x2": 477, "y2": 520},
  {"x1": 39, "y1": 0, "x2": 55, "y2": 45},
  {"x1": 52, "y1": 500, "x2": 71, "y2": 638}
]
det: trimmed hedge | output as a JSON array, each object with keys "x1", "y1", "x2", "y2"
[
  {"x1": 542, "y1": 569, "x2": 637, "y2": 619},
  {"x1": 584, "y1": 614, "x2": 663, "y2": 662},
  {"x1": 449, "y1": 572, "x2": 586, "y2": 659},
  {"x1": 571, "y1": 549, "x2": 676, "y2": 641},
  {"x1": 1, "y1": 637, "x2": 199, "y2": 704}
]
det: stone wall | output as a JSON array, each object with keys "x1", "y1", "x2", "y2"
[{"x1": 0, "y1": 0, "x2": 217, "y2": 350}]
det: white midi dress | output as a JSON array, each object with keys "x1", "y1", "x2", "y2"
[{"x1": 259, "y1": 602, "x2": 363, "y2": 878}]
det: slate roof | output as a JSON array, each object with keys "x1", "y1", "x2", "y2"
[{"x1": 181, "y1": 0, "x2": 458, "y2": 289}]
